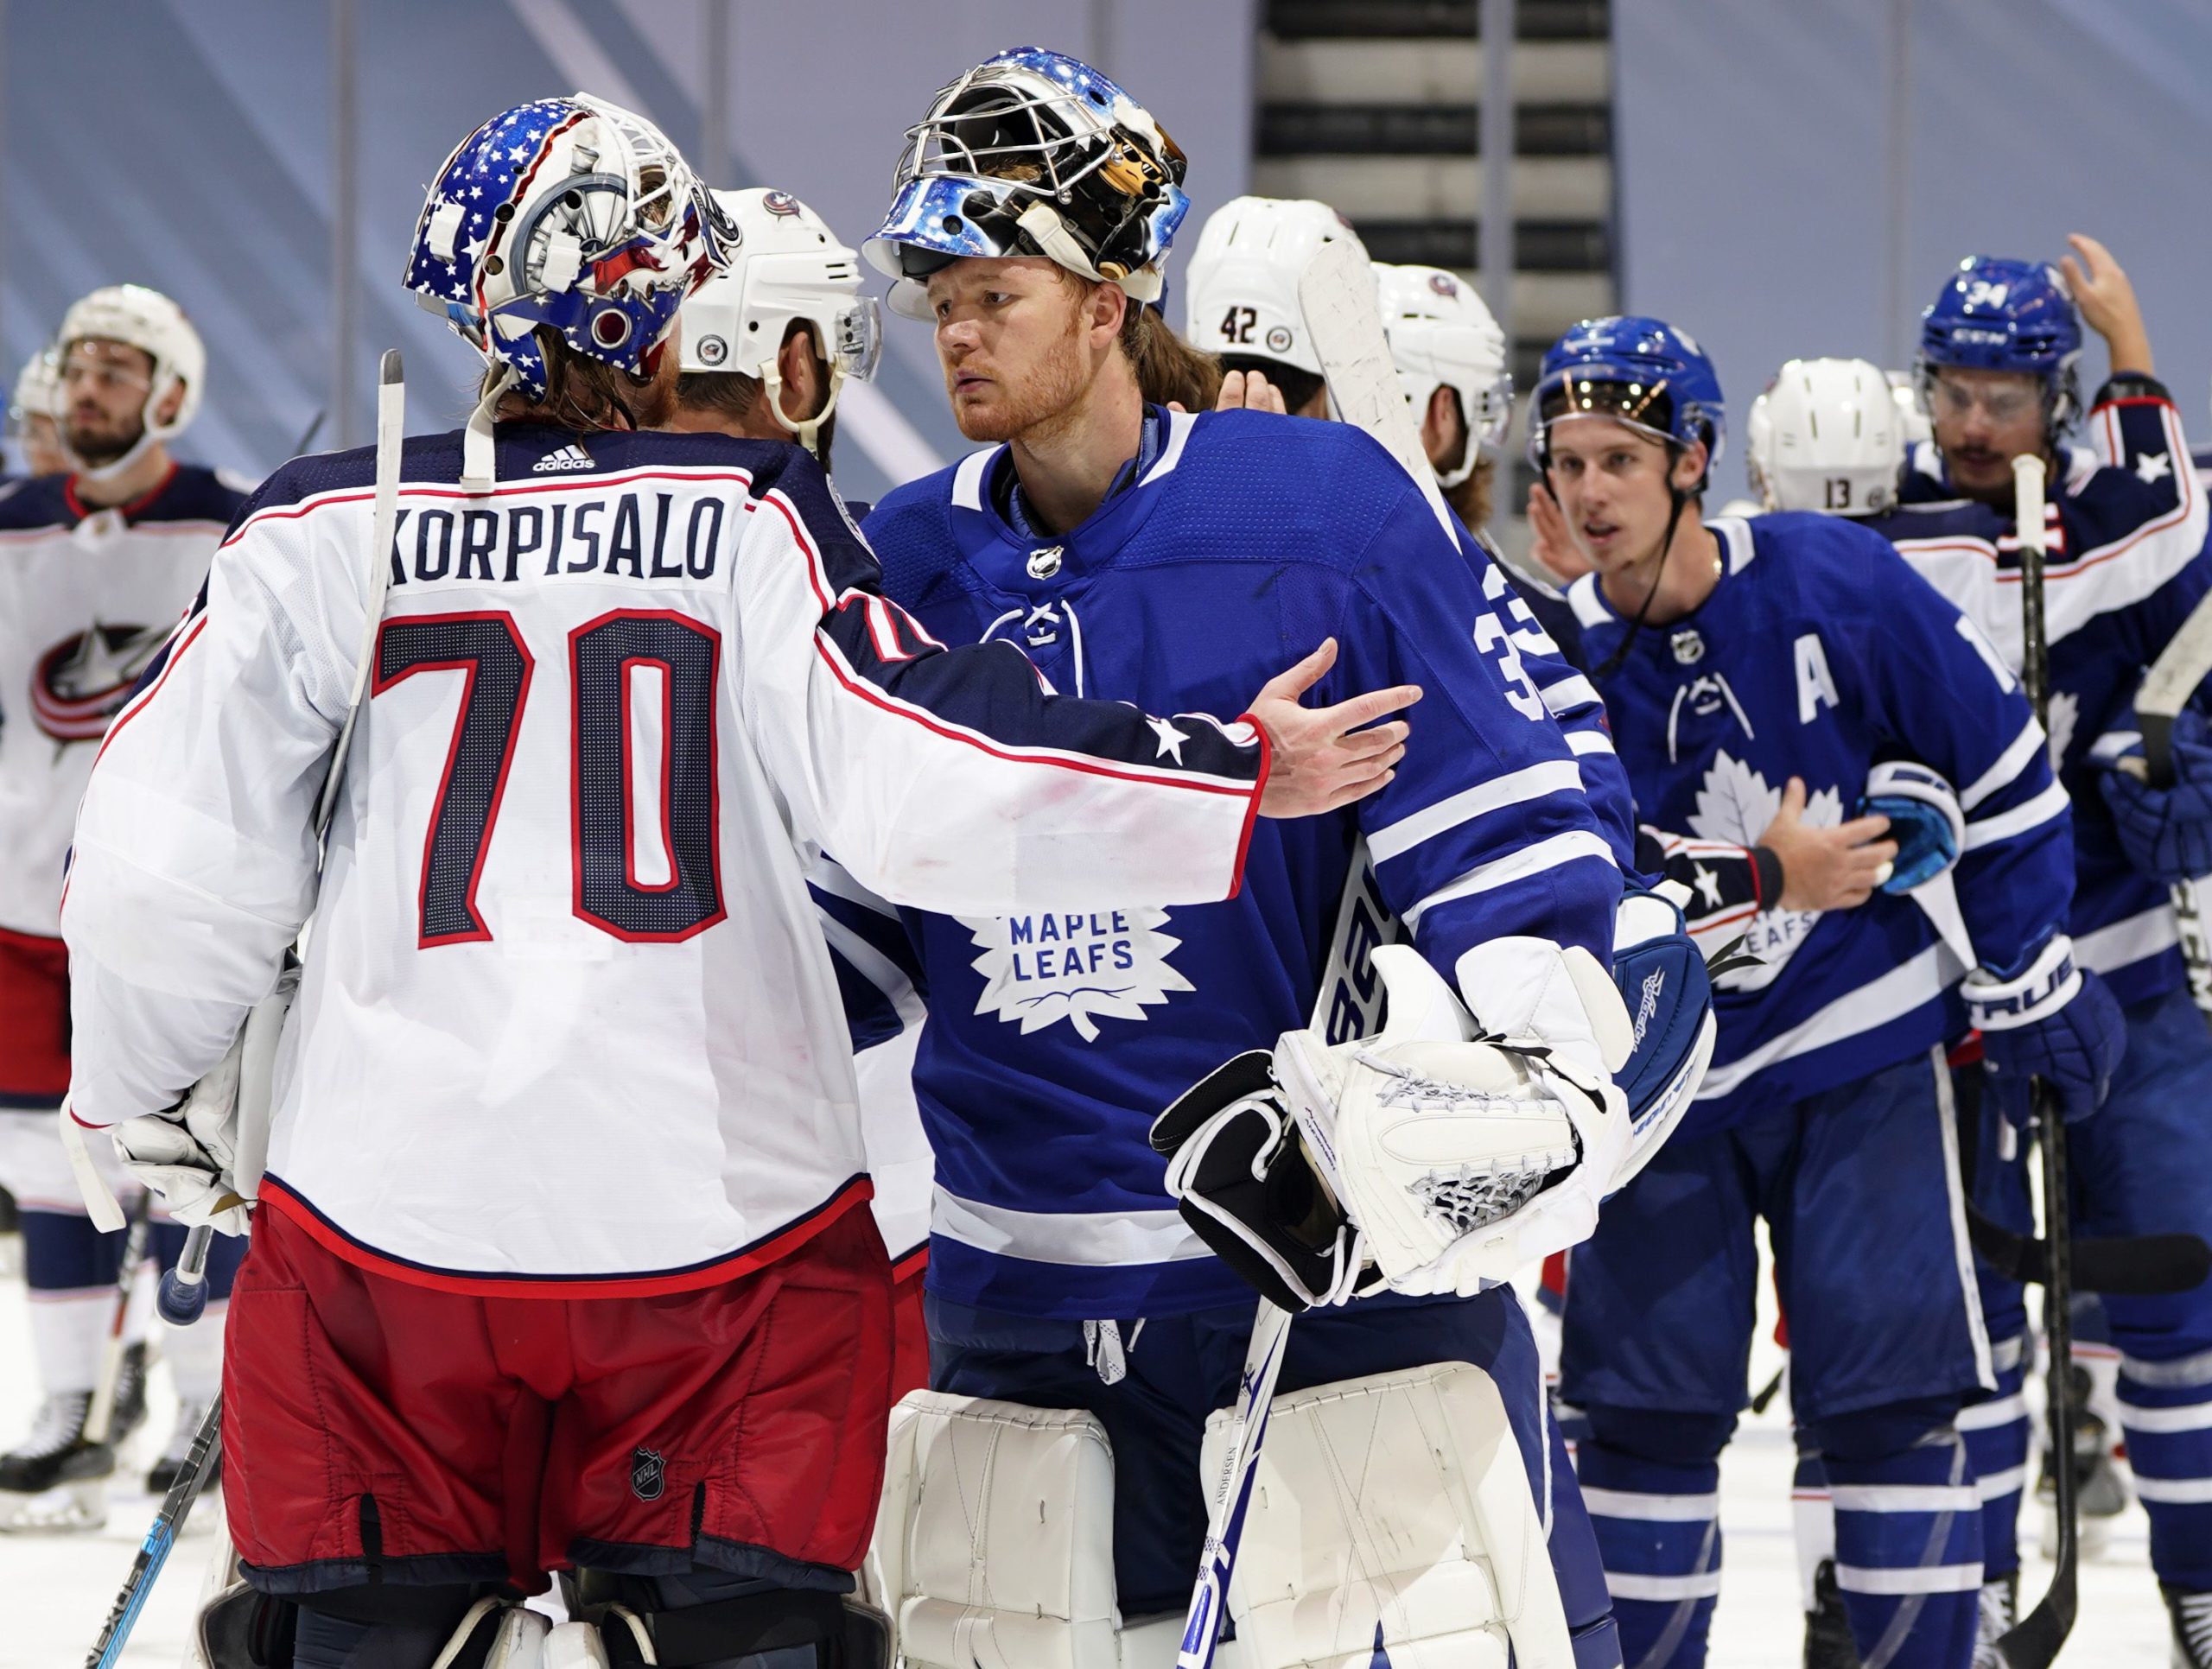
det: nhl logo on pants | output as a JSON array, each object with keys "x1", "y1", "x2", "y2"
[{"x1": 630, "y1": 1447, "x2": 666, "y2": 1501}]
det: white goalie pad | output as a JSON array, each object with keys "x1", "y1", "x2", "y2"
[
  {"x1": 871, "y1": 1390, "x2": 1179, "y2": 1669},
  {"x1": 1202, "y1": 1362, "x2": 1573, "y2": 1669}
]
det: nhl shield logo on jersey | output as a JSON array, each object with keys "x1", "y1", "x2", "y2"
[
  {"x1": 31, "y1": 623, "x2": 169, "y2": 744},
  {"x1": 629, "y1": 1446, "x2": 665, "y2": 1501},
  {"x1": 1689, "y1": 750, "x2": 1841, "y2": 989},
  {"x1": 963, "y1": 909, "x2": 1192, "y2": 1042}
]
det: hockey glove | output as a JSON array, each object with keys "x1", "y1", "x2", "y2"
[
  {"x1": 2097, "y1": 709, "x2": 2212, "y2": 884},
  {"x1": 1608, "y1": 885, "x2": 1716, "y2": 1184},
  {"x1": 1855, "y1": 761, "x2": 1966, "y2": 894},
  {"x1": 1967, "y1": 936, "x2": 2126, "y2": 1126},
  {"x1": 1150, "y1": 1051, "x2": 1369, "y2": 1312},
  {"x1": 1274, "y1": 944, "x2": 1630, "y2": 1296},
  {"x1": 111, "y1": 1026, "x2": 251, "y2": 1235}
]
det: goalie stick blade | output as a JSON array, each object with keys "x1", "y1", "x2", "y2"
[
  {"x1": 1965, "y1": 1203, "x2": 2212, "y2": 1296},
  {"x1": 1294, "y1": 236, "x2": 1458, "y2": 543}
]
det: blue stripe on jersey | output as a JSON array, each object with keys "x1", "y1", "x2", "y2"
[
  {"x1": 1575, "y1": 513, "x2": 2073, "y2": 1133},
  {"x1": 865, "y1": 408, "x2": 1618, "y2": 1317}
]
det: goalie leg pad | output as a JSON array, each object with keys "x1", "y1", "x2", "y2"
[
  {"x1": 871, "y1": 1390, "x2": 1135, "y2": 1669},
  {"x1": 1204, "y1": 1361, "x2": 1574, "y2": 1669}
]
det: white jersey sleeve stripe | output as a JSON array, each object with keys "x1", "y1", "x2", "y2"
[
  {"x1": 1401, "y1": 828, "x2": 1618, "y2": 932},
  {"x1": 1961, "y1": 781, "x2": 2069, "y2": 850},
  {"x1": 1958, "y1": 716, "x2": 2046, "y2": 811},
  {"x1": 1365, "y1": 758, "x2": 1586, "y2": 865}
]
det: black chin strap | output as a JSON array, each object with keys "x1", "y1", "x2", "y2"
[{"x1": 1595, "y1": 474, "x2": 1693, "y2": 680}]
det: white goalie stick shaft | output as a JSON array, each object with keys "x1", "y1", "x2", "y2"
[
  {"x1": 1176, "y1": 1298, "x2": 1294, "y2": 1669},
  {"x1": 316, "y1": 349, "x2": 404, "y2": 834}
]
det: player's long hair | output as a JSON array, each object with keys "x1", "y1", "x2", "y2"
[
  {"x1": 486, "y1": 327, "x2": 675, "y2": 433},
  {"x1": 1121, "y1": 297, "x2": 1222, "y2": 413}
]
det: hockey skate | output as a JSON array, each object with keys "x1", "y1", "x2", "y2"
[
  {"x1": 0, "y1": 1340, "x2": 147, "y2": 1530},
  {"x1": 148, "y1": 1397, "x2": 221, "y2": 1499},
  {"x1": 1969, "y1": 1571, "x2": 2017, "y2": 1669},
  {"x1": 2038, "y1": 1367, "x2": 2127, "y2": 1560},
  {"x1": 1802, "y1": 1558, "x2": 1861, "y2": 1669},
  {"x1": 2168, "y1": 1585, "x2": 2212, "y2": 1667}
]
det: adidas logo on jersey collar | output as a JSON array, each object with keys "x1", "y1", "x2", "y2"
[{"x1": 532, "y1": 443, "x2": 594, "y2": 473}]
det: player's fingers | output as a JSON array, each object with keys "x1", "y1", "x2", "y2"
[
  {"x1": 1255, "y1": 638, "x2": 1338, "y2": 703},
  {"x1": 1834, "y1": 884, "x2": 1875, "y2": 910},
  {"x1": 1834, "y1": 812, "x2": 1891, "y2": 843},
  {"x1": 1317, "y1": 767, "x2": 1396, "y2": 814},
  {"x1": 2059, "y1": 254, "x2": 2086, "y2": 297},
  {"x1": 1253, "y1": 373, "x2": 1286, "y2": 416},
  {"x1": 1335, "y1": 720, "x2": 1411, "y2": 760},
  {"x1": 1166, "y1": 400, "x2": 1188, "y2": 414},
  {"x1": 1214, "y1": 370, "x2": 1244, "y2": 412},
  {"x1": 1336, "y1": 740, "x2": 1407, "y2": 777},
  {"x1": 1318, "y1": 682, "x2": 1424, "y2": 736},
  {"x1": 1768, "y1": 775, "x2": 1807, "y2": 828}
]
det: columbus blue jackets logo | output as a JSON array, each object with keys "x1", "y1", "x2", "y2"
[
  {"x1": 760, "y1": 189, "x2": 802, "y2": 217},
  {"x1": 31, "y1": 623, "x2": 168, "y2": 744},
  {"x1": 963, "y1": 909, "x2": 1192, "y2": 1041}
]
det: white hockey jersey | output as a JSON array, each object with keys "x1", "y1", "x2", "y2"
[
  {"x1": 0, "y1": 468, "x2": 240, "y2": 937},
  {"x1": 61, "y1": 426, "x2": 1268, "y2": 1294}
]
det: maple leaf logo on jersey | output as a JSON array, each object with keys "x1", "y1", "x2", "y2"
[
  {"x1": 1688, "y1": 751, "x2": 1841, "y2": 990},
  {"x1": 963, "y1": 908, "x2": 1192, "y2": 1042},
  {"x1": 31, "y1": 623, "x2": 168, "y2": 743}
]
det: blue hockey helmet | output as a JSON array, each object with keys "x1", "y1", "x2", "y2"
[
  {"x1": 1529, "y1": 315, "x2": 1726, "y2": 491},
  {"x1": 404, "y1": 94, "x2": 737, "y2": 401},
  {"x1": 863, "y1": 48, "x2": 1190, "y2": 320},
  {"x1": 1917, "y1": 257, "x2": 2082, "y2": 428}
]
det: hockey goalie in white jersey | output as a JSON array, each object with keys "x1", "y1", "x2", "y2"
[{"x1": 56, "y1": 94, "x2": 1417, "y2": 1669}]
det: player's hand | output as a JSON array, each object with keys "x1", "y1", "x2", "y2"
[
  {"x1": 1526, "y1": 482, "x2": 1592, "y2": 581},
  {"x1": 1759, "y1": 776, "x2": 1897, "y2": 911},
  {"x1": 1216, "y1": 368, "x2": 1287, "y2": 415},
  {"x1": 1247, "y1": 638, "x2": 1421, "y2": 818},
  {"x1": 2061, "y1": 233, "x2": 2154, "y2": 375}
]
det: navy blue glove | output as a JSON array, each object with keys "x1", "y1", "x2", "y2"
[
  {"x1": 1967, "y1": 938, "x2": 2126, "y2": 1125},
  {"x1": 1609, "y1": 885, "x2": 1716, "y2": 1173},
  {"x1": 2098, "y1": 708, "x2": 2212, "y2": 884}
]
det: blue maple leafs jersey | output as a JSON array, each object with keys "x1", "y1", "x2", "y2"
[
  {"x1": 1889, "y1": 384, "x2": 2210, "y2": 1003},
  {"x1": 1571, "y1": 513, "x2": 2075, "y2": 1134},
  {"x1": 863, "y1": 407, "x2": 1624, "y2": 1318}
]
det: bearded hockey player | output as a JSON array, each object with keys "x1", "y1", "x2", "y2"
[
  {"x1": 856, "y1": 48, "x2": 1724, "y2": 1669},
  {"x1": 1767, "y1": 245, "x2": 2212, "y2": 1657},
  {"x1": 1541, "y1": 316, "x2": 2120, "y2": 1669},
  {"x1": 58, "y1": 93, "x2": 1405, "y2": 1669},
  {"x1": 666, "y1": 183, "x2": 934, "y2": 1396},
  {"x1": 0, "y1": 284, "x2": 248, "y2": 1530}
]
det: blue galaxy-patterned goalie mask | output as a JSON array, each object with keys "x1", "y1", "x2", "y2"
[
  {"x1": 404, "y1": 94, "x2": 737, "y2": 398},
  {"x1": 863, "y1": 48, "x2": 1190, "y2": 319}
]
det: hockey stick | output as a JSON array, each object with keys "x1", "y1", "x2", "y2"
[
  {"x1": 82, "y1": 1194, "x2": 152, "y2": 1448},
  {"x1": 1993, "y1": 453, "x2": 2077, "y2": 1669},
  {"x1": 1176, "y1": 1298, "x2": 1294, "y2": 1669},
  {"x1": 156, "y1": 1222, "x2": 213, "y2": 1326},
  {"x1": 2128, "y1": 585, "x2": 2212, "y2": 1025},
  {"x1": 79, "y1": 351, "x2": 405, "y2": 1669},
  {"x1": 83, "y1": 1397, "x2": 221, "y2": 1669}
]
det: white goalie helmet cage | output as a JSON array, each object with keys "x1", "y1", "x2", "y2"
[
  {"x1": 679, "y1": 187, "x2": 882, "y2": 451},
  {"x1": 56, "y1": 283, "x2": 207, "y2": 454},
  {"x1": 1181, "y1": 195, "x2": 1367, "y2": 377},
  {"x1": 1746, "y1": 356, "x2": 1905, "y2": 517},
  {"x1": 1373, "y1": 262, "x2": 1512, "y2": 485}
]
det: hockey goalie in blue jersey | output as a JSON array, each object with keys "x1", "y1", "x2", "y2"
[
  {"x1": 855, "y1": 48, "x2": 1713, "y2": 1669},
  {"x1": 1541, "y1": 316, "x2": 2121, "y2": 1669},
  {"x1": 1754, "y1": 239, "x2": 2212, "y2": 1660}
]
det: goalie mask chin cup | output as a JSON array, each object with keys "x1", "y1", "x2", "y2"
[{"x1": 865, "y1": 48, "x2": 1190, "y2": 320}]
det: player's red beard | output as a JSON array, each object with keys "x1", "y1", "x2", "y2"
[{"x1": 945, "y1": 292, "x2": 1094, "y2": 446}]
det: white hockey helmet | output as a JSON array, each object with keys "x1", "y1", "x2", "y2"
[
  {"x1": 1745, "y1": 357, "x2": 1904, "y2": 517},
  {"x1": 1373, "y1": 262, "x2": 1510, "y2": 485},
  {"x1": 56, "y1": 284, "x2": 206, "y2": 476},
  {"x1": 10, "y1": 347, "x2": 58, "y2": 427},
  {"x1": 1181, "y1": 195, "x2": 1366, "y2": 377},
  {"x1": 1885, "y1": 368, "x2": 1934, "y2": 449},
  {"x1": 679, "y1": 188, "x2": 881, "y2": 454}
]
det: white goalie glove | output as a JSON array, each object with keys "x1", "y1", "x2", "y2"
[
  {"x1": 73, "y1": 967, "x2": 296, "y2": 1238},
  {"x1": 1274, "y1": 942, "x2": 1634, "y2": 1296},
  {"x1": 1154, "y1": 936, "x2": 1654, "y2": 1306}
]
